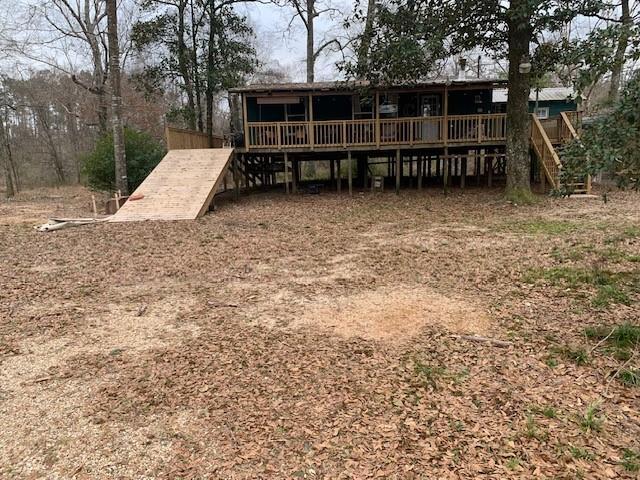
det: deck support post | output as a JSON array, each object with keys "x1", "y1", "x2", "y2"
[
  {"x1": 443, "y1": 149, "x2": 449, "y2": 195},
  {"x1": 409, "y1": 157, "x2": 413, "y2": 188},
  {"x1": 417, "y1": 155, "x2": 423, "y2": 191},
  {"x1": 244, "y1": 155, "x2": 250, "y2": 189},
  {"x1": 337, "y1": 159, "x2": 341, "y2": 192},
  {"x1": 362, "y1": 156, "x2": 368, "y2": 189},
  {"x1": 233, "y1": 153, "x2": 240, "y2": 200},
  {"x1": 476, "y1": 150, "x2": 482, "y2": 186},
  {"x1": 347, "y1": 151, "x2": 353, "y2": 196},
  {"x1": 330, "y1": 159, "x2": 335, "y2": 186},
  {"x1": 292, "y1": 158, "x2": 299, "y2": 193},
  {"x1": 461, "y1": 156, "x2": 466, "y2": 190},
  {"x1": 395, "y1": 149, "x2": 401, "y2": 195},
  {"x1": 487, "y1": 154, "x2": 493, "y2": 188},
  {"x1": 284, "y1": 152, "x2": 290, "y2": 194}
]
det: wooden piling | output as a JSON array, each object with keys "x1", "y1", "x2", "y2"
[
  {"x1": 233, "y1": 153, "x2": 240, "y2": 200},
  {"x1": 292, "y1": 158, "x2": 298, "y2": 193},
  {"x1": 348, "y1": 151, "x2": 353, "y2": 196},
  {"x1": 461, "y1": 157, "x2": 466, "y2": 190},
  {"x1": 395, "y1": 149, "x2": 401, "y2": 195},
  {"x1": 284, "y1": 152, "x2": 290, "y2": 194}
]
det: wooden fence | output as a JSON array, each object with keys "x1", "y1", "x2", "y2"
[{"x1": 165, "y1": 126, "x2": 224, "y2": 150}]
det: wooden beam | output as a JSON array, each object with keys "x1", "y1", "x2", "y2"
[
  {"x1": 443, "y1": 85, "x2": 449, "y2": 146},
  {"x1": 417, "y1": 155, "x2": 423, "y2": 190},
  {"x1": 348, "y1": 151, "x2": 353, "y2": 196},
  {"x1": 233, "y1": 153, "x2": 240, "y2": 200},
  {"x1": 443, "y1": 149, "x2": 449, "y2": 195},
  {"x1": 242, "y1": 95, "x2": 249, "y2": 151},
  {"x1": 330, "y1": 159, "x2": 335, "y2": 185},
  {"x1": 284, "y1": 152, "x2": 290, "y2": 194},
  {"x1": 461, "y1": 156, "x2": 466, "y2": 190},
  {"x1": 375, "y1": 91, "x2": 380, "y2": 149},
  {"x1": 363, "y1": 155, "x2": 368, "y2": 189},
  {"x1": 292, "y1": 158, "x2": 298, "y2": 193},
  {"x1": 395, "y1": 149, "x2": 401, "y2": 195},
  {"x1": 308, "y1": 94, "x2": 314, "y2": 149}
]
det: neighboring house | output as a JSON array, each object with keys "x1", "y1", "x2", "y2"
[{"x1": 492, "y1": 87, "x2": 578, "y2": 119}]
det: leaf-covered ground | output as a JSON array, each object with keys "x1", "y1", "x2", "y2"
[{"x1": 1, "y1": 186, "x2": 639, "y2": 479}]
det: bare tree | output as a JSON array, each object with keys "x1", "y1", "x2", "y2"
[
  {"x1": 609, "y1": 0, "x2": 634, "y2": 102},
  {"x1": 281, "y1": 0, "x2": 342, "y2": 82},
  {"x1": 0, "y1": 105, "x2": 20, "y2": 197},
  {"x1": 38, "y1": 0, "x2": 110, "y2": 133},
  {"x1": 106, "y1": 0, "x2": 128, "y2": 195},
  {"x1": 355, "y1": 0, "x2": 376, "y2": 78}
]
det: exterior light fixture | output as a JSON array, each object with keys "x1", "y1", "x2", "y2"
[{"x1": 519, "y1": 56, "x2": 532, "y2": 74}]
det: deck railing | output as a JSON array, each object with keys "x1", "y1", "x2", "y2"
[
  {"x1": 246, "y1": 114, "x2": 507, "y2": 149},
  {"x1": 531, "y1": 114, "x2": 562, "y2": 189},
  {"x1": 559, "y1": 111, "x2": 591, "y2": 194}
]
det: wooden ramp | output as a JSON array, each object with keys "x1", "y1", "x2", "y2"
[{"x1": 110, "y1": 148, "x2": 234, "y2": 222}]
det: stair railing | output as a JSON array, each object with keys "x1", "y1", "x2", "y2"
[
  {"x1": 530, "y1": 114, "x2": 562, "y2": 189},
  {"x1": 559, "y1": 112, "x2": 591, "y2": 194}
]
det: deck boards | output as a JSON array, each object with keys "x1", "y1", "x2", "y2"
[{"x1": 110, "y1": 148, "x2": 234, "y2": 222}]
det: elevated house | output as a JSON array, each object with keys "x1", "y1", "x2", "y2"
[
  {"x1": 228, "y1": 78, "x2": 587, "y2": 194},
  {"x1": 112, "y1": 78, "x2": 587, "y2": 222}
]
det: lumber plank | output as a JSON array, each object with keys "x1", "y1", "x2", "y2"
[{"x1": 109, "y1": 148, "x2": 234, "y2": 222}]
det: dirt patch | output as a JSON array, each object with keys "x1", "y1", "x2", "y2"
[
  {"x1": 293, "y1": 286, "x2": 491, "y2": 341},
  {"x1": 0, "y1": 186, "x2": 105, "y2": 225}
]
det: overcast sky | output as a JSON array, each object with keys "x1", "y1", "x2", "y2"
[{"x1": 238, "y1": 0, "x2": 354, "y2": 81}]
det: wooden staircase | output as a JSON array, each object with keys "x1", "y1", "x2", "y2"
[{"x1": 530, "y1": 111, "x2": 591, "y2": 194}]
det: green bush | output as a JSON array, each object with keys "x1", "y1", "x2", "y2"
[{"x1": 83, "y1": 127, "x2": 166, "y2": 192}]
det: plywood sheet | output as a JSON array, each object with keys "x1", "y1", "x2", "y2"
[{"x1": 110, "y1": 148, "x2": 234, "y2": 222}]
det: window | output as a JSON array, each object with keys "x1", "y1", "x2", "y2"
[
  {"x1": 354, "y1": 95, "x2": 374, "y2": 119},
  {"x1": 286, "y1": 100, "x2": 306, "y2": 121},
  {"x1": 534, "y1": 107, "x2": 550, "y2": 119}
]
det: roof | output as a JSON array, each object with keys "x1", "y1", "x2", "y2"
[
  {"x1": 229, "y1": 78, "x2": 508, "y2": 94},
  {"x1": 492, "y1": 87, "x2": 575, "y2": 103}
]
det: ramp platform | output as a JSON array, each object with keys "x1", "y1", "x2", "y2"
[{"x1": 110, "y1": 148, "x2": 234, "y2": 222}]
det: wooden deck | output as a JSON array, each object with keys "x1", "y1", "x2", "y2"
[
  {"x1": 110, "y1": 148, "x2": 234, "y2": 222},
  {"x1": 241, "y1": 114, "x2": 507, "y2": 152}
]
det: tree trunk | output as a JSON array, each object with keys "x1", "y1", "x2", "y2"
[
  {"x1": 106, "y1": 0, "x2": 128, "y2": 195},
  {"x1": 190, "y1": 0, "x2": 204, "y2": 132},
  {"x1": 66, "y1": 102, "x2": 82, "y2": 183},
  {"x1": 505, "y1": 5, "x2": 533, "y2": 200},
  {"x1": 0, "y1": 115, "x2": 17, "y2": 197},
  {"x1": 36, "y1": 107, "x2": 66, "y2": 183},
  {"x1": 608, "y1": 0, "x2": 631, "y2": 103},
  {"x1": 206, "y1": 0, "x2": 216, "y2": 145},
  {"x1": 356, "y1": 0, "x2": 376, "y2": 78},
  {"x1": 306, "y1": 0, "x2": 315, "y2": 83},
  {"x1": 97, "y1": 91, "x2": 109, "y2": 134},
  {"x1": 177, "y1": 1, "x2": 197, "y2": 130}
]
